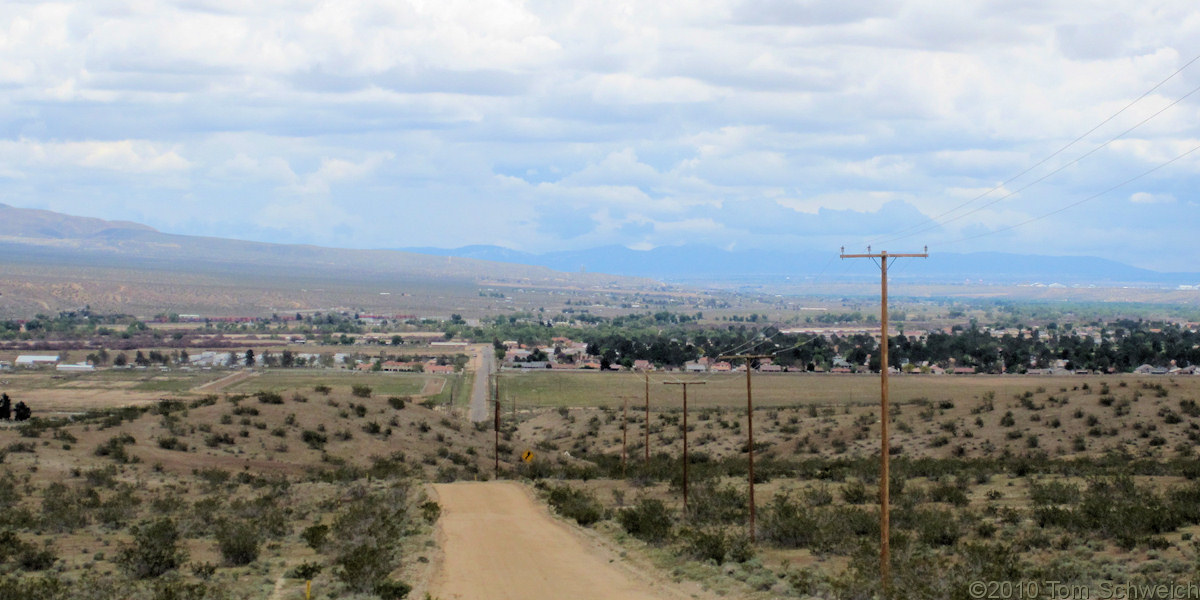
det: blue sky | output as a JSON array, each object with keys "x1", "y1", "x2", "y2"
[{"x1": 2, "y1": 1, "x2": 1200, "y2": 270}]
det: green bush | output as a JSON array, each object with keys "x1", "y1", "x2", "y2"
[
  {"x1": 215, "y1": 519, "x2": 261, "y2": 566},
  {"x1": 351, "y1": 384, "x2": 372, "y2": 398},
  {"x1": 255, "y1": 391, "x2": 284, "y2": 404},
  {"x1": 543, "y1": 484, "x2": 605, "y2": 526},
  {"x1": 301, "y1": 430, "x2": 327, "y2": 450},
  {"x1": 617, "y1": 498, "x2": 673, "y2": 544},
  {"x1": 116, "y1": 518, "x2": 188, "y2": 579}
]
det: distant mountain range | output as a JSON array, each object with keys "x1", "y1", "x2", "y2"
[
  {"x1": 0, "y1": 203, "x2": 651, "y2": 287},
  {"x1": 401, "y1": 244, "x2": 1200, "y2": 288}
]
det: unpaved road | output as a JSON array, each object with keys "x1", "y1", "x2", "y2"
[
  {"x1": 429, "y1": 482, "x2": 691, "y2": 600},
  {"x1": 468, "y1": 348, "x2": 494, "y2": 422}
]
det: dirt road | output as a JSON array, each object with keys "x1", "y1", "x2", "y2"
[
  {"x1": 468, "y1": 348, "x2": 493, "y2": 422},
  {"x1": 429, "y1": 482, "x2": 691, "y2": 600}
]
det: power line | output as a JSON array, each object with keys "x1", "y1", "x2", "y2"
[
  {"x1": 870, "y1": 50, "x2": 1200, "y2": 245},
  {"x1": 877, "y1": 79, "x2": 1200, "y2": 246},
  {"x1": 941, "y1": 140, "x2": 1200, "y2": 246}
]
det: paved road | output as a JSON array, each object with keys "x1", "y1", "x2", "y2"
[
  {"x1": 428, "y1": 482, "x2": 684, "y2": 600},
  {"x1": 468, "y1": 347, "x2": 493, "y2": 422}
]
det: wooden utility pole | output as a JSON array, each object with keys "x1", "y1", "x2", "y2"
[
  {"x1": 663, "y1": 381, "x2": 705, "y2": 512},
  {"x1": 718, "y1": 353, "x2": 774, "y2": 544},
  {"x1": 840, "y1": 246, "x2": 927, "y2": 596},
  {"x1": 642, "y1": 369, "x2": 651, "y2": 462},
  {"x1": 621, "y1": 395, "x2": 631, "y2": 478},
  {"x1": 493, "y1": 372, "x2": 501, "y2": 478}
]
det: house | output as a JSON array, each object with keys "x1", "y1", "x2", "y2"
[
  {"x1": 632, "y1": 360, "x2": 653, "y2": 371},
  {"x1": 426, "y1": 364, "x2": 455, "y2": 374},
  {"x1": 710, "y1": 361, "x2": 733, "y2": 372},
  {"x1": 684, "y1": 361, "x2": 706, "y2": 372},
  {"x1": 759, "y1": 363, "x2": 783, "y2": 372},
  {"x1": 952, "y1": 367, "x2": 976, "y2": 375},
  {"x1": 15, "y1": 355, "x2": 59, "y2": 368}
]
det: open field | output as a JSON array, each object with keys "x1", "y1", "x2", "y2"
[
  {"x1": 497, "y1": 370, "x2": 1191, "y2": 409},
  {"x1": 223, "y1": 370, "x2": 434, "y2": 398}
]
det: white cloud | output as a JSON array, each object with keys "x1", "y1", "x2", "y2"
[
  {"x1": 0, "y1": 1, "x2": 1198, "y2": 267},
  {"x1": 1130, "y1": 191, "x2": 1176, "y2": 204}
]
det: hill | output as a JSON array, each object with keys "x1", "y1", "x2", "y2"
[{"x1": 0, "y1": 204, "x2": 662, "y2": 317}]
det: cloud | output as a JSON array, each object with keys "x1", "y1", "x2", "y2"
[
  {"x1": 0, "y1": 1, "x2": 1199, "y2": 269},
  {"x1": 1130, "y1": 192, "x2": 1176, "y2": 204}
]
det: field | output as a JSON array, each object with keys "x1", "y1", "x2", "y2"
[{"x1": 498, "y1": 370, "x2": 1133, "y2": 409}]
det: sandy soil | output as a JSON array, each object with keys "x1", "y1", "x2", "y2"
[{"x1": 429, "y1": 481, "x2": 698, "y2": 600}]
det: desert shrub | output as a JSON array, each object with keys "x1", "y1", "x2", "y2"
[
  {"x1": 387, "y1": 397, "x2": 407, "y2": 410},
  {"x1": 156, "y1": 437, "x2": 187, "y2": 451},
  {"x1": 40, "y1": 482, "x2": 95, "y2": 532},
  {"x1": 96, "y1": 485, "x2": 140, "y2": 528},
  {"x1": 301, "y1": 523, "x2": 329, "y2": 551},
  {"x1": 214, "y1": 519, "x2": 260, "y2": 566},
  {"x1": 373, "y1": 580, "x2": 413, "y2": 600},
  {"x1": 328, "y1": 483, "x2": 410, "y2": 593},
  {"x1": 420, "y1": 501, "x2": 441, "y2": 524},
  {"x1": 255, "y1": 391, "x2": 284, "y2": 405},
  {"x1": 351, "y1": 384, "x2": 372, "y2": 398},
  {"x1": 685, "y1": 481, "x2": 748, "y2": 524},
  {"x1": 314, "y1": 384, "x2": 332, "y2": 394},
  {"x1": 681, "y1": 526, "x2": 752, "y2": 564},
  {"x1": 618, "y1": 498, "x2": 673, "y2": 544},
  {"x1": 301, "y1": 430, "x2": 327, "y2": 450},
  {"x1": 0, "y1": 530, "x2": 57, "y2": 570},
  {"x1": 94, "y1": 434, "x2": 136, "y2": 463},
  {"x1": 841, "y1": 479, "x2": 871, "y2": 504},
  {"x1": 926, "y1": 481, "x2": 969, "y2": 506},
  {"x1": 290, "y1": 561, "x2": 324, "y2": 580},
  {"x1": 0, "y1": 573, "x2": 67, "y2": 599},
  {"x1": 116, "y1": 518, "x2": 188, "y2": 579},
  {"x1": 1029, "y1": 480, "x2": 1080, "y2": 505},
  {"x1": 543, "y1": 483, "x2": 605, "y2": 526}
]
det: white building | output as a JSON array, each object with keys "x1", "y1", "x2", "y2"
[
  {"x1": 16, "y1": 355, "x2": 59, "y2": 368},
  {"x1": 56, "y1": 363, "x2": 95, "y2": 372}
]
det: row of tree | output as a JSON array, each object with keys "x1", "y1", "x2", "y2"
[{"x1": 0, "y1": 393, "x2": 31, "y2": 421}]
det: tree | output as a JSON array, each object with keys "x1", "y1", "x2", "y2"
[
  {"x1": 12, "y1": 402, "x2": 30, "y2": 422},
  {"x1": 0, "y1": 394, "x2": 10, "y2": 420},
  {"x1": 244, "y1": 349, "x2": 255, "y2": 367},
  {"x1": 114, "y1": 353, "x2": 128, "y2": 367}
]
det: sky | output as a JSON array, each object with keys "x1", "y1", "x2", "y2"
[{"x1": 2, "y1": 1, "x2": 1200, "y2": 270}]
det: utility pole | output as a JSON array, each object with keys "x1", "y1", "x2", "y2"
[
  {"x1": 642, "y1": 369, "x2": 651, "y2": 462},
  {"x1": 718, "y1": 353, "x2": 775, "y2": 544},
  {"x1": 621, "y1": 395, "x2": 632, "y2": 478},
  {"x1": 493, "y1": 372, "x2": 501, "y2": 479},
  {"x1": 663, "y1": 381, "x2": 705, "y2": 512},
  {"x1": 840, "y1": 246, "x2": 927, "y2": 596}
]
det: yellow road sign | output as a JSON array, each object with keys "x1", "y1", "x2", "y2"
[{"x1": 521, "y1": 450, "x2": 534, "y2": 463}]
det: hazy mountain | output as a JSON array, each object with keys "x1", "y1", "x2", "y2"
[
  {"x1": 402, "y1": 244, "x2": 1200, "y2": 287},
  {"x1": 0, "y1": 203, "x2": 658, "y2": 286}
]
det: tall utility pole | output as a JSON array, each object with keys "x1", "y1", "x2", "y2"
[
  {"x1": 840, "y1": 246, "x2": 927, "y2": 596},
  {"x1": 718, "y1": 353, "x2": 775, "y2": 544},
  {"x1": 641, "y1": 369, "x2": 651, "y2": 462},
  {"x1": 663, "y1": 381, "x2": 705, "y2": 512},
  {"x1": 621, "y1": 395, "x2": 631, "y2": 478},
  {"x1": 493, "y1": 372, "x2": 501, "y2": 478}
]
